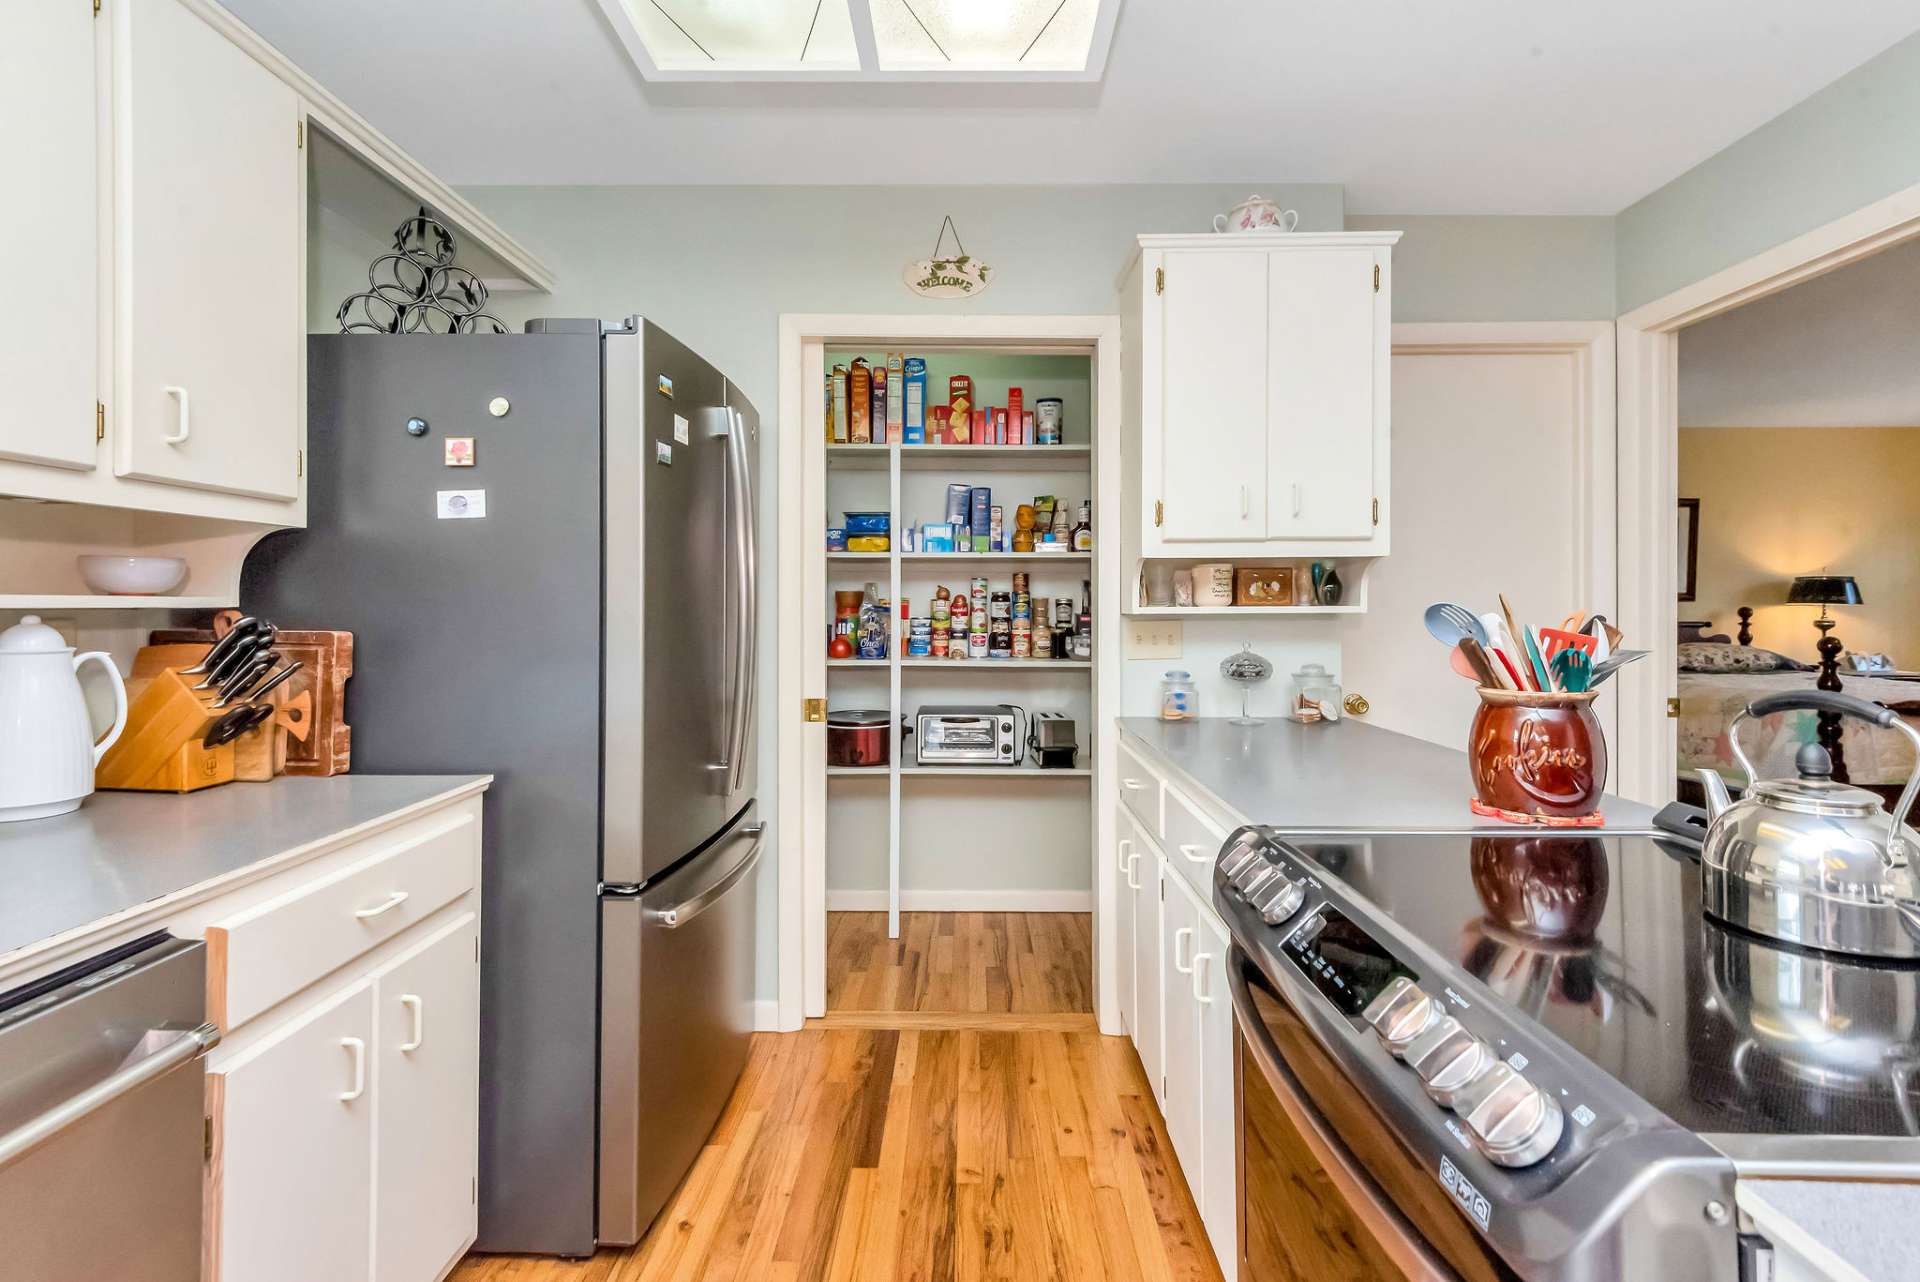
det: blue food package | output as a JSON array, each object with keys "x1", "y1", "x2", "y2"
[
  {"x1": 920, "y1": 522, "x2": 956, "y2": 552},
  {"x1": 903, "y1": 358, "x2": 927, "y2": 443},
  {"x1": 969, "y1": 486, "x2": 991, "y2": 536},
  {"x1": 944, "y1": 483, "x2": 971, "y2": 528},
  {"x1": 843, "y1": 511, "x2": 891, "y2": 534},
  {"x1": 826, "y1": 527, "x2": 847, "y2": 550}
]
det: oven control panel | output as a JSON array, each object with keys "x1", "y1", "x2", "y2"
[{"x1": 1216, "y1": 827, "x2": 1573, "y2": 1171}]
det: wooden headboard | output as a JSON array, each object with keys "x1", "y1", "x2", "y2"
[{"x1": 1678, "y1": 606, "x2": 1753, "y2": 646}]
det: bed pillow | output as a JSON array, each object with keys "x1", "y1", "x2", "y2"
[{"x1": 1676, "y1": 642, "x2": 1812, "y2": 674}]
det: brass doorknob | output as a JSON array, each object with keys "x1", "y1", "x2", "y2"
[{"x1": 1343, "y1": 693, "x2": 1370, "y2": 717}]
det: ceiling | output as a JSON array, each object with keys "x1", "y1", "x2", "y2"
[{"x1": 225, "y1": 0, "x2": 1920, "y2": 212}]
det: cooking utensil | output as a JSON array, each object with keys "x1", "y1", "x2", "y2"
[
  {"x1": 244, "y1": 660, "x2": 302, "y2": 704},
  {"x1": 826, "y1": 709, "x2": 893, "y2": 769},
  {"x1": 1424, "y1": 602, "x2": 1490, "y2": 648},
  {"x1": 1496, "y1": 596, "x2": 1540, "y2": 691},
  {"x1": 1551, "y1": 649, "x2": 1593, "y2": 693},
  {"x1": 1522, "y1": 625, "x2": 1553, "y2": 692},
  {"x1": 214, "y1": 654, "x2": 278, "y2": 707},
  {"x1": 1449, "y1": 645, "x2": 1481, "y2": 681},
  {"x1": 1697, "y1": 689, "x2": 1920, "y2": 960},
  {"x1": 1458, "y1": 638, "x2": 1502, "y2": 687},
  {"x1": 197, "y1": 635, "x2": 272, "y2": 692},
  {"x1": 203, "y1": 702, "x2": 274, "y2": 749},
  {"x1": 179, "y1": 617, "x2": 258, "y2": 675},
  {"x1": 152, "y1": 627, "x2": 353, "y2": 776},
  {"x1": 1587, "y1": 649, "x2": 1648, "y2": 686}
]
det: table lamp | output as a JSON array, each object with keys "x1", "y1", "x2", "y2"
[{"x1": 1787, "y1": 573, "x2": 1863, "y2": 778}]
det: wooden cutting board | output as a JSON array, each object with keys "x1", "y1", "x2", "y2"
[{"x1": 149, "y1": 629, "x2": 353, "y2": 775}]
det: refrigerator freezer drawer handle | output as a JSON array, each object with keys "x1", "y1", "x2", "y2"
[{"x1": 645, "y1": 824, "x2": 767, "y2": 929}]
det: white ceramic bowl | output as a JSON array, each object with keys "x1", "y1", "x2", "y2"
[{"x1": 77, "y1": 555, "x2": 187, "y2": 596}]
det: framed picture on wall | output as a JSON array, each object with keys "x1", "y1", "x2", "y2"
[{"x1": 1678, "y1": 498, "x2": 1700, "y2": 601}]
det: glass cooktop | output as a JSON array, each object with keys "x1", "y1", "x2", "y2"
[{"x1": 1280, "y1": 832, "x2": 1920, "y2": 1140}]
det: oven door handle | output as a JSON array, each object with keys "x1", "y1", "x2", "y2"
[
  {"x1": 1227, "y1": 950, "x2": 1455, "y2": 1282},
  {"x1": 0, "y1": 1022, "x2": 221, "y2": 1171}
]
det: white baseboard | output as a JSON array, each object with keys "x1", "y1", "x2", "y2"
[
  {"x1": 751, "y1": 998, "x2": 783, "y2": 1032},
  {"x1": 825, "y1": 888, "x2": 1093, "y2": 913}
]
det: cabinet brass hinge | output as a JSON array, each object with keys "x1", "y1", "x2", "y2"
[
  {"x1": 95, "y1": 401, "x2": 105, "y2": 443},
  {"x1": 296, "y1": 121, "x2": 304, "y2": 149},
  {"x1": 1371, "y1": 497, "x2": 1379, "y2": 526},
  {"x1": 803, "y1": 697, "x2": 827, "y2": 723},
  {"x1": 1153, "y1": 499, "x2": 1164, "y2": 528},
  {"x1": 1373, "y1": 264, "x2": 1381, "y2": 292},
  {"x1": 1667, "y1": 697, "x2": 1681, "y2": 719},
  {"x1": 1154, "y1": 266, "x2": 1164, "y2": 296},
  {"x1": 93, "y1": 0, "x2": 101, "y2": 16},
  {"x1": 203, "y1": 1115, "x2": 213, "y2": 1162}
]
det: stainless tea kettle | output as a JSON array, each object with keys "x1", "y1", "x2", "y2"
[{"x1": 1697, "y1": 690, "x2": 1920, "y2": 960}]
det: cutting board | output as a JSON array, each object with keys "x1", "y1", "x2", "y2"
[{"x1": 149, "y1": 629, "x2": 353, "y2": 775}]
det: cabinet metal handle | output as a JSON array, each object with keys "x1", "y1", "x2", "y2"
[
  {"x1": 399, "y1": 995, "x2": 424, "y2": 1052},
  {"x1": 163, "y1": 386, "x2": 191, "y2": 444},
  {"x1": 1178, "y1": 843, "x2": 1210, "y2": 865},
  {"x1": 338, "y1": 1037, "x2": 366, "y2": 1102},
  {"x1": 0, "y1": 1023, "x2": 218, "y2": 1171},
  {"x1": 1124, "y1": 851, "x2": 1141, "y2": 892},
  {"x1": 1121, "y1": 778, "x2": 1146, "y2": 792},
  {"x1": 353, "y1": 890, "x2": 409, "y2": 920},
  {"x1": 1193, "y1": 951, "x2": 1214, "y2": 1003},
  {"x1": 1173, "y1": 926, "x2": 1195, "y2": 974}
]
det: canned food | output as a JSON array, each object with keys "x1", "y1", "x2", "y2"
[
  {"x1": 1033, "y1": 621, "x2": 1052, "y2": 656},
  {"x1": 969, "y1": 630, "x2": 988, "y2": 659},
  {"x1": 1012, "y1": 572, "x2": 1029, "y2": 595}
]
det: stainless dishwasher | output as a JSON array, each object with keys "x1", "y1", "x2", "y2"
[{"x1": 0, "y1": 932, "x2": 220, "y2": 1282}]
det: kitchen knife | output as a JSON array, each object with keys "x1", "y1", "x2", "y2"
[
  {"x1": 213, "y1": 653, "x2": 275, "y2": 705},
  {"x1": 202, "y1": 702, "x2": 274, "y2": 748},
  {"x1": 179, "y1": 617, "x2": 259, "y2": 675},
  {"x1": 244, "y1": 660, "x2": 302, "y2": 704}
]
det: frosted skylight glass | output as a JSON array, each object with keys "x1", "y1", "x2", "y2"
[
  {"x1": 627, "y1": 0, "x2": 857, "y2": 71},
  {"x1": 869, "y1": 0, "x2": 1100, "y2": 70}
]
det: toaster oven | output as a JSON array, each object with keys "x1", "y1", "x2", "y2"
[{"x1": 913, "y1": 705, "x2": 1021, "y2": 766}]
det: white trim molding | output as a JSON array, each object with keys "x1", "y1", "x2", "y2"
[
  {"x1": 1613, "y1": 179, "x2": 1920, "y2": 804},
  {"x1": 825, "y1": 889, "x2": 1095, "y2": 913}
]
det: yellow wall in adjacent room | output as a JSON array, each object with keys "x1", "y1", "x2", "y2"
[{"x1": 1679, "y1": 427, "x2": 1920, "y2": 665}]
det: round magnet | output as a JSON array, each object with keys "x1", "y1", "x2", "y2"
[
  {"x1": 406, "y1": 416, "x2": 430, "y2": 437},
  {"x1": 488, "y1": 396, "x2": 511, "y2": 418}
]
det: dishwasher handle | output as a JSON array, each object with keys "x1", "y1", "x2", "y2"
[{"x1": 0, "y1": 1021, "x2": 220, "y2": 1170}]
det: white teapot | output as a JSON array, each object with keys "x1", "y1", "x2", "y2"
[
  {"x1": 0, "y1": 616, "x2": 128, "y2": 822},
  {"x1": 1213, "y1": 195, "x2": 1300, "y2": 234}
]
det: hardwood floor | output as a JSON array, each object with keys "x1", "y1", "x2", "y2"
[
  {"x1": 452, "y1": 913, "x2": 1220, "y2": 1282},
  {"x1": 826, "y1": 911, "x2": 1095, "y2": 1014}
]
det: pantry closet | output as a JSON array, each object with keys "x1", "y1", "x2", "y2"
[{"x1": 774, "y1": 315, "x2": 1122, "y2": 1029}]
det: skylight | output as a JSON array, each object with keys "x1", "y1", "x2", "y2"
[{"x1": 595, "y1": 0, "x2": 1119, "y2": 81}]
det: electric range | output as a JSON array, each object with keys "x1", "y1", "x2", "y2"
[{"x1": 1217, "y1": 820, "x2": 1920, "y2": 1282}]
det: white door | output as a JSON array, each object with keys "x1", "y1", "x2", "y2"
[
  {"x1": 1160, "y1": 867, "x2": 1204, "y2": 1183},
  {"x1": 373, "y1": 913, "x2": 480, "y2": 1282},
  {"x1": 1113, "y1": 814, "x2": 1139, "y2": 1035},
  {"x1": 1193, "y1": 912, "x2": 1238, "y2": 1282},
  {"x1": 1132, "y1": 843, "x2": 1164, "y2": 1100},
  {"x1": 1266, "y1": 248, "x2": 1377, "y2": 539},
  {"x1": 114, "y1": 0, "x2": 302, "y2": 500},
  {"x1": 214, "y1": 978, "x2": 375, "y2": 1282},
  {"x1": 0, "y1": 0, "x2": 99, "y2": 470},
  {"x1": 1156, "y1": 249, "x2": 1268, "y2": 541},
  {"x1": 1339, "y1": 326, "x2": 1614, "y2": 747}
]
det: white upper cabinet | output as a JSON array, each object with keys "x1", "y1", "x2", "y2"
[
  {"x1": 0, "y1": 0, "x2": 101, "y2": 471},
  {"x1": 114, "y1": 0, "x2": 303, "y2": 501},
  {"x1": 1124, "y1": 231, "x2": 1397, "y2": 561}
]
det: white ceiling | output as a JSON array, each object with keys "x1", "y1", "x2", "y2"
[{"x1": 225, "y1": 0, "x2": 1920, "y2": 212}]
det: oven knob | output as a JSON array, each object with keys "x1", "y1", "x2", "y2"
[
  {"x1": 1219, "y1": 840, "x2": 1266, "y2": 881},
  {"x1": 1460, "y1": 1064, "x2": 1565, "y2": 1168},
  {"x1": 1362, "y1": 977, "x2": 1440, "y2": 1056},
  {"x1": 1234, "y1": 864, "x2": 1280, "y2": 899},
  {"x1": 1251, "y1": 876, "x2": 1306, "y2": 925},
  {"x1": 1405, "y1": 1022, "x2": 1499, "y2": 1109}
]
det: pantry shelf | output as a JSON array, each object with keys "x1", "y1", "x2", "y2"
[
  {"x1": 827, "y1": 552, "x2": 890, "y2": 562},
  {"x1": 824, "y1": 444, "x2": 1091, "y2": 473},
  {"x1": 900, "y1": 766, "x2": 1092, "y2": 778},
  {"x1": 899, "y1": 552, "x2": 1091, "y2": 565},
  {"x1": 1126, "y1": 604, "x2": 1367, "y2": 617},
  {"x1": 827, "y1": 766, "x2": 890, "y2": 778},
  {"x1": 898, "y1": 658, "x2": 1091, "y2": 670}
]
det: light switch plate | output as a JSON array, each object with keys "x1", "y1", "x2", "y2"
[{"x1": 1126, "y1": 620, "x2": 1183, "y2": 659}]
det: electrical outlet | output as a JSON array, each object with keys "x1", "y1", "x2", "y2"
[{"x1": 1126, "y1": 620, "x2": 1183, "y2": 659}]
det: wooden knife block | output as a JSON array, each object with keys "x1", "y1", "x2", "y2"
[{"x1": 96, "y1": 668, "x2": 235, "y2": 793}]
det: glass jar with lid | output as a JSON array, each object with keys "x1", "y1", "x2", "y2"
[
  {"x1": 1289, "y1": 663, "x2": 1341, "y2": 723},
  {"x1": 1160, "y1": 670, "x2": 1198, "y2": 721}
]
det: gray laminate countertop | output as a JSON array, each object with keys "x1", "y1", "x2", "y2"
[
  {"x1": 1739, "y1": 1178, "x2": 1920, "y2": 1282},
  {"x1": 0, "y1": 775, "x2": 489, "y2": 967},
  {"x1": 1118, "y1": 716, "x2": 1659, "y2": 832}
]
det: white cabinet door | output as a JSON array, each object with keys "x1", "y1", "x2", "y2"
[
  {"x1": 0, "y1": 0, "x2": 99, "y2": 471},
  {"x1": 214, "y1": 978, "x2": 375, "y2": 1282},
  {"x1": 373, "y1": 913, "x2": 480, "y2": 1282},
  {"x1": 1193, "y1": 911, "x2": 1238, "y2": 1282},
  {"x1": 1132, "y1": 840, "x2": 1164, "y2": 1101},
  {"x1": 1113, "y1": 814, "x2": 1139, "y2": 1037},
  {"x1": 114, "y1": 0, "x2": 302, "y2": 501},
  {"x1": 1266, "y1": 248, "x2": 1378, "y2": 539},
  {"x1": 1160, "y1": 864, "x2": 1204, "y2": 1182},
  {"x1": 1156, "y1": 249, "x2": 1268, "y2": 541}
]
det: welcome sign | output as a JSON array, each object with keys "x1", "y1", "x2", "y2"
[{"x1": 906, "y1": 216, "x2": 993, "y2": 299}]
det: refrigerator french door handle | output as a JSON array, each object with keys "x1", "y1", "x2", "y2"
[
  {"x1": 644, "y1": 823, "x2": 767, "y2": 928},
  {"x1": 720, "y1": 405, "x2": 757, "y2": 798}
]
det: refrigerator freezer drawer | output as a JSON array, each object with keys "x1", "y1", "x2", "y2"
[{"x1": 597, "y1": 808, "x2": 764, "y2": 1245}]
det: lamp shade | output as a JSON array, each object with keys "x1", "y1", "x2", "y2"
[{"x1": 1787, "y1": 575, "x2": 1863, "y2": 606}]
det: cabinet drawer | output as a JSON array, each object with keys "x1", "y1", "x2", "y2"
[
  {"x1": 208, "y1": 807, "x2": 478, "y2": 1030},
  {"x1": 1162, "y1": 782, "x2": 1228, "y2": 902},
  {"x1": 1118, "y1": 738, "x2": 1164, "y2": 838}
]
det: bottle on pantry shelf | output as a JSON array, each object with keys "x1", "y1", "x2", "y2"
[
  {"x1": 1160, "y1": 670, "x2": 1197, "y2": 721},
  {"x1": 1071, "y1": 501, "x2": 1092, "y2": 551}
]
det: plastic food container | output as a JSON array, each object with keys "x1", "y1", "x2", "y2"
[{"x1": 842, "y1": 511, "x2": 891, "y2": 534}]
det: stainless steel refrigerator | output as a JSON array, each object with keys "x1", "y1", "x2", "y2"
[{"x1": 241, "y1": 317, "x2": 761, "y2": 1255}]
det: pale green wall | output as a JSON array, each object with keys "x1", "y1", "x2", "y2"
[
  {"x1": 1347, "y1": 215, "x2": 1615, "y2": 320},
  {"x1": 1616, "y1": 30, "x2": 1920, "y2": 313}
]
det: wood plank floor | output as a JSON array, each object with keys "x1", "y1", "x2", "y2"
[
  {"x1": 826, "y1": 911, "x2": 1095, "y2": 1014},
  {"x1": 452, "y1": 913, "x2": 1220, "y2": 1282}
]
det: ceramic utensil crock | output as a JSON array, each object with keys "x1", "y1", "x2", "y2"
[
  {"x1": 1469, "y1": 687, "x2": 1604, "y2": 818},
  {"x1": 0, "y1": 615, "x2": 129, "y2": 821}
]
